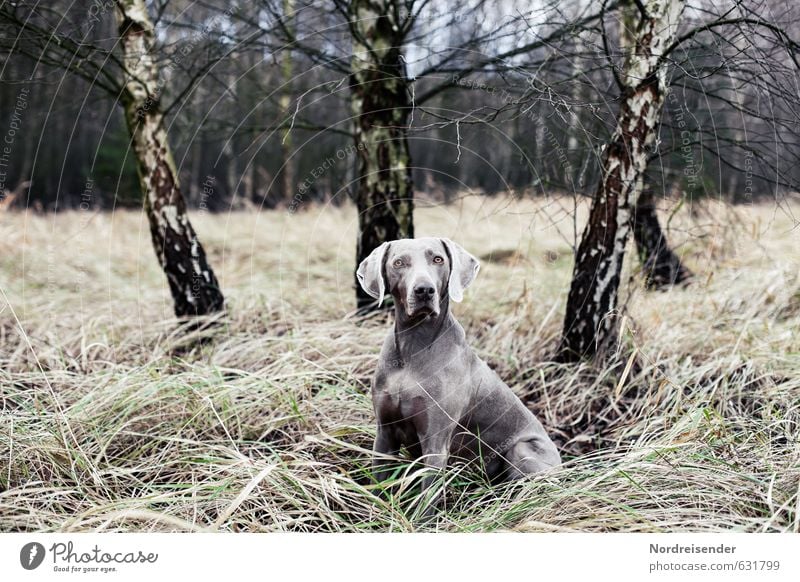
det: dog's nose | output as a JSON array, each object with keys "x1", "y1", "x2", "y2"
[{"x1": 413, "y1": 284, "x2": 435, "y2": 300}]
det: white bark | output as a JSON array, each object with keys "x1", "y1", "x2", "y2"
[
  {"x1": 116, "y1": 0, "x2": 223, "y2": 317},
  {"x1": 560, "y1": 0, "x2": 685, "y2": 359}
]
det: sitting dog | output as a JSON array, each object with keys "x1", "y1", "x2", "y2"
[{"x1": 357, "y1": 237, "x2": 561, "y2": 511}]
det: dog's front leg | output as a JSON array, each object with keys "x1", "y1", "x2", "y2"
[
  {"x1": 372, "y1": 423, "x2": 400, "y2": 484},
  {"x1": 417, "y1": 428, "x2": 453, "y2": 519}
]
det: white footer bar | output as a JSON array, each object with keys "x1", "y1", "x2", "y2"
[{"x1": 2, "y1": 533, "x2": 797, "y2": 581}]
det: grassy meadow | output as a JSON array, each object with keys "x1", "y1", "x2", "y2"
[{"x1": 0, "y1": 195, "x2": 798, "y2": 532}]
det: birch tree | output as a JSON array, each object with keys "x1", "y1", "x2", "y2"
[
  {"x1": 558, "y1": 0, "x2": 686, "y2": 360},
  {"x1": 348, "y1": 0, "x2": 414, "y2": 310},
  {"x1": 280, "y1": 0, "x2": 296, "y2": 201},
  {"x1": 0, "y1": 0, "x2": 227, "y2": 318},
  {"x1": 253, "y1": 0, "x2": 602, "y2": 309},
  {"x1": 115, "y1": 0, "x2": 224, "y2": 317}
]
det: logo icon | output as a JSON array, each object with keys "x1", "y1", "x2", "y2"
[{"x1": 20, "y1": 542, "x2": 46, "y2": 570}]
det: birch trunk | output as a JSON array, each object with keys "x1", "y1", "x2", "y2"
[
  {"x1": 350, "y1": 0, "x2": 413, "y2": 310},
  {"x1": 115, "y1": 0, "x2": 224, "y2": 317},
  {"x1": 280, "y1": 0, "x2": 295, "y2": 201},
  {"x1": 558, "y1": 0, "x2": 685, "y2": 360},
  {"x1": 632, "y1": 190, "x2": 692, "y2": 289}
]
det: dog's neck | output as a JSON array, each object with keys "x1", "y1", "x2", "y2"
[{"x1": 392, "y1": 296, "x2": 453, "y2": 361}]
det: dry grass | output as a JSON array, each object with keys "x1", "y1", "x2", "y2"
[{"x1": 0, "y1": 194, "x2": 798, "y2": 532}]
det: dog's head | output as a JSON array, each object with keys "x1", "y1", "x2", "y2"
[{"x1": 357, "y1": 237, "x2": 480, "y2": 319}]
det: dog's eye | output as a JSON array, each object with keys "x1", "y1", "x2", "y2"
[
  {"x1": 393, "y1": 259, "x2": 404, "y2": 268},
  {"x1": 433, "y1": 256, "x2": 444, "y2": 264}
]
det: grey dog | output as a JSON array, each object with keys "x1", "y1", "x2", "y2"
[{"x1": 357, "y1": 237, "x2": 561, "y2": 510}]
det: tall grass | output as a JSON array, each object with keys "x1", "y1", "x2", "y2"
[{"x1": 0, "y1": 196, "x2": 798, "y2": 532}]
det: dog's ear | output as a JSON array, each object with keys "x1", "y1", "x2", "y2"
[
  {"x1": 440, "y1": 238, "x2": 480, "y2": 302},
  {"x1": 356, "y1": 242, "x2": 391, "y2": 306}
]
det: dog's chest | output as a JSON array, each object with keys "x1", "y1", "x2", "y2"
[{"x1": 374, "y1": 359, "x2": 468, "y2": 425}]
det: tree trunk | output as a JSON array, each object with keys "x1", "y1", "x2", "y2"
[
  {"x1": 558, "y1": 0, "x2": 685, "y2": 361},
  {"x1": 632, "y1": 190, "x2": 692, "y2": 289},
  {"x1": 350, "y1": 0, "x2": 414, "y2": 310},
  {"x1": 116, "y1": 0, "x2": 224, "y2": 318},
  {"x1": 280, "y1": 0, "x2": 295, "y2": 203}
]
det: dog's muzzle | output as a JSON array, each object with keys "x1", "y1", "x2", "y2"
[{"x1": 406, "y1": 282, "x2": 439, "y2": 318}]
